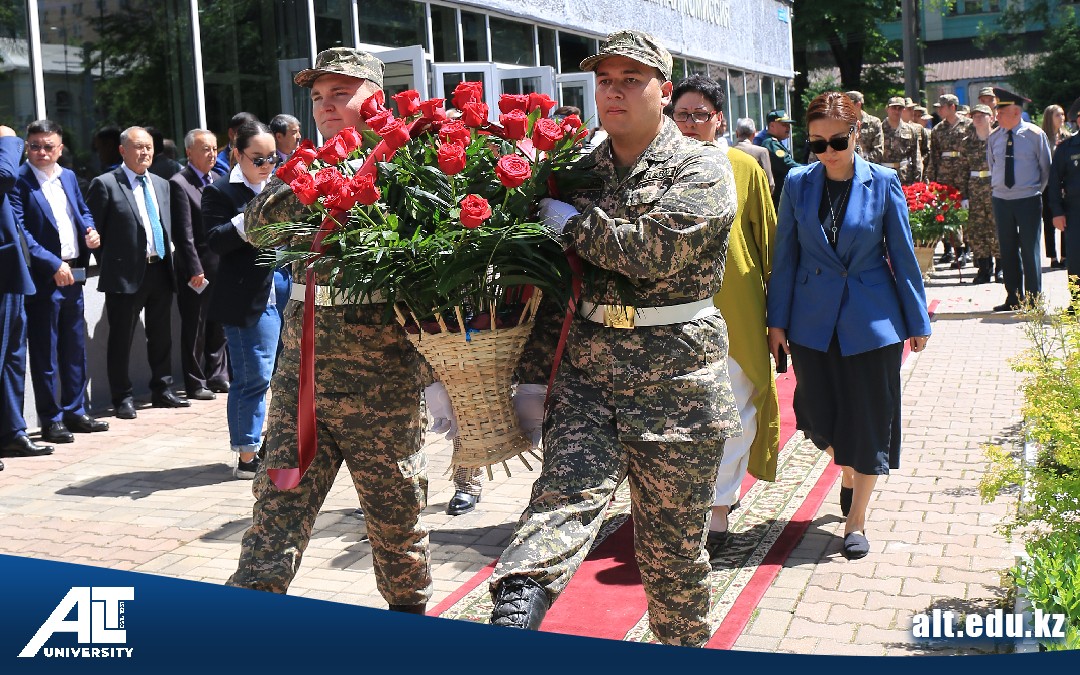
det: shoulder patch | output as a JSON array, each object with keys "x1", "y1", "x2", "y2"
[{"x1": 775, "y1": 149, "x2": 786, "y2": 158}]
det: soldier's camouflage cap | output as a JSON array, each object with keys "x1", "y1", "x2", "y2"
[
  {"x1": 845, "y1": 90, "x2": 865, "y2": 104},
  {"x1": 913, "y1": 105, "x2": 932, "y2": 120},
  {"x1": 933, "y1": 94, "x2": 959, "y2": 108},
  {"x1": 958, "y1": 104, "x2": 970, "y2": 115},
  {"x1": 972, "y1": 104, "x2": 993, "y2": 116},
  {"x1": 978, "y1": 86, "x2": 997, "y2": 98},
  {"x1": 580, "y1": 30, "x2": 673, "y2": 82},
  {"x1": 294, "y1": 47, "x2": 384, "y2": 88},
  {"x1": 904, "y1": 97, "x2": 915, "y2": 108},
  {"x1": 887, "y1": 96, "x2": 907, "y2": 107}
]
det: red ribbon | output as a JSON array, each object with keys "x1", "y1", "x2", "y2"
[{"x1": 547, "y1": 249, "x2": 583, "y2": 400}]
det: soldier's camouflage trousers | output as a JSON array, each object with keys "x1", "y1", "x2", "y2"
[
  {"x1": 966, "y1": 178, "x2": 999, "y2": 258},
  {"x1": 490, "y1": 360, "x2": 726, "y2": 647},
  {"x1": 227, "y1": 302, "x2": 432, "y2": 606}
]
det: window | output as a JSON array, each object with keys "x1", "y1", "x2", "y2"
[
  {"x1": 430, "y1": 4, "x2": 460, "y2": 62},
  {"x1": 460, "y1": 11, "x2": 488, "y2": 61},
  {"x1": 557, "y1": 32, "x2": 596, "y2": 74},
  {"x1": 538, "y1": 27, "x2": 557, "y2": 69},
  {"x1": 490, "y1": 17, "x2": 536, "y2": 66},
  {"x1": 949, "y1": 0, "x2": 1003, "y2": 14},
  {"x1": 357, "y1": 0, "x2": 425, "y2": 48},
  {"x1": 315, "y1": 0, "x2": 353, "y2": 52}
]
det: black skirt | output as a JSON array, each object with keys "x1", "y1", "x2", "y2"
[{"x1": 789, "y1": 335, "x2": 904, "y2": 475}]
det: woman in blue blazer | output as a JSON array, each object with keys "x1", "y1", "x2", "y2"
[
  {"x1": 204, "y1": 122, "x2": 289, "y2": 480},
  {"x1": 766, "y1": 92, "x2": 931, "y2": 559}
]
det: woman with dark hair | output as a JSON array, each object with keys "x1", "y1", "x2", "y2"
[
  {"x1": 204, "y1": 121, "x2": 289, "y2": 479},
  {"x1": 766, "y1": 92, "x2": 931, "y2": 559}
]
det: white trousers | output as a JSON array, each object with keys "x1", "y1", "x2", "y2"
[{"x1": 713, "y1": 357, "x2": 758, "y2": 506}]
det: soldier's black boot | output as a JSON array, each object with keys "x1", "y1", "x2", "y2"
[
  {"x1": 973, "y1": 258, "x2": 992, "y2": 284},
  {"x1": 388, "y1": 603, "x2": 427, "y2": 614},
  {"x1": 937, "y1": 244, "x2": 954, "y2": 265},
  {"x1": 490, "y1": 576, "x2": 550, "y2": 630}
]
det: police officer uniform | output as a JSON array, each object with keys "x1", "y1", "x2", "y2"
[{"x1": 762, "y1": 109, "x2": 802, "y2": 206}]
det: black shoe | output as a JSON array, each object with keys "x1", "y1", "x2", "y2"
[
  {"x1": 705, "y1": 530, "x2": 732, "y2": 561},
  {"x1": 41, "y1": 421, "x2": 74, "y2": 444},
  {"x1": 1051, "y1": 258, "x2": 1067, "y2": 269},
  {"x1": 936, "y1": 251, "x2": 953, "y2": 264},
  {"x1": 840, "y1": 486, "x2": 853, "y2": 517},
  {"x1": 446, "y1": 491, "x2": 480, "y2": 516},
  {"x1": 0, "y1": 458, "x2": 4, "y2": 470},
  {"x1": 63, "y1": 413, "x2": 109, "y2": 433},
  {"x1": 152, "y1": 390, "x2": 191, "y2": 408},
  {"x1": 115, "y1": 400, "x2": 137, "y2": 420},
  {"x1": 994, "y1": 299, "x2": 1020, "y2": 312},
  {"x1": 208, "y1": 380, "x2": 230, "y2": 394},
  {"x1": 972, "y1": 258, "x2": 991, "y2": 285},
  {"x1": 353, "y1": 506, "x2": 365, "y2": 519},
  {"x1": 843, "y1": 532, "x2": 870, "y2": 560},
  {"x1": 1, "y1": 435, "x2": 55, "y2": 457},
  {"x1": 490, "y1": 576, "x2": 550, "y2": 630},
  {"x1": 187, "y1": 387, "x2": 216, "y2": 401},
  {"x1": 388, "y1": 603, "x2": 426, "y2": 614},
  {"x1": 234, "y1": 455, "x2": 260, "y2": 479},
  {"x1": 994, "y1": 258, "x2": 1004, "y2": 283}
]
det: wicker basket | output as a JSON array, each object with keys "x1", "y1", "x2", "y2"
[{"x1": 396, "y1": 294, "x2": 544, "y2": 475}]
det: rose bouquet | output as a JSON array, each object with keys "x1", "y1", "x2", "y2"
[
  {"x1": 901, "y1": 181, "x2": 967, "y2": 247},
  {"x1": 265, "y1": 83, "x2": 586, "y2": 470}
]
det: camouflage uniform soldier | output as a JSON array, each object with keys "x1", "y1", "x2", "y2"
[
  {"x1": 961, "y1": 104, "x2": 1000, "y2": 284},
  {"x1": 881, "y1": 96, "x2": 922, "y2": 184},
  {"x1": 845, "y1": 91, "x2": 884, "y2": 163},
  {"x1": 913, "y1": 106, "x2": 933, "y2": 179},
  {"x1": 488, "y1": 30, "x2": 740, "y2": 648},
  {"x1": 226, "y1": 48, "x2": 432, "y2": 613},
  {"x1": 929, "y1": 94, "x2": 974, "y2": 264}
]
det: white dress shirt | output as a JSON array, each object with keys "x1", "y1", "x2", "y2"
[
  {"x1": 121, "y1": 164, "x2": 164, "y2": 257},
  {"x1": 30, "y1": 163, "x2": 80, "y2": 261}
]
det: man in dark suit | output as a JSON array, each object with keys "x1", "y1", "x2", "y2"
[
  {"x1": 87, "y1": 126, "x2": 190, "y2": 419},
  {"x1": 212, "y1": 112, "x2": 259, "y2": 177},
  {"x1": 12, "y1": 120, "x2": 110, "y2": 444},
  {"x1": 170, "y1": 129, "x2": 229, "y2": 400},
  {"x1": 0, "y1": 125, "x2": 55, "y2": 465}
]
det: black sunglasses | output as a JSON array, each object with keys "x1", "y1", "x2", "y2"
[
  {"x1": 807, "y1": 127, "x2": 855, "y2": 155},
  {"x1": 244, "y1": 153, "x2": 282, "y2": 168}
]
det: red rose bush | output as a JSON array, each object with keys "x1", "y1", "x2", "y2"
[{"x1": 901, "y1": 181, "x2": 968, "y2": 247}]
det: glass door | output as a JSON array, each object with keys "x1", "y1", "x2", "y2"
[
  {"x1": 432, "y1": 62, "x2": 498, "y2": 119},
  {"x1": 367, "y1": 44, "x2": 430, "y2": 105},
  {"x1": 557, "y1": 72, "x2": 597, "y2": 128}
]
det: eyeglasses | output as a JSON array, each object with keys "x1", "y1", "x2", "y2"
[
  {"x1": 672, "y1": 111, "x2": 717, "y2": 124},
  {"x1": 28, "y1": 143, "x2": 58, "y2": 152},
  {"x1": 807, "y1": 127, "x2": 855, "y2": 154},
  {"x1": 244, "y1": 153, "x2": 282, "y2": 168}
]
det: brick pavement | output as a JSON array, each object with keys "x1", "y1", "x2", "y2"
[{"x1": 0, "y1": 257, "x2": 1064, "y2": 653}]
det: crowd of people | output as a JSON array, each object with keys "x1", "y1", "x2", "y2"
[{"x1": 1, "y1": 27, "x2": 1068, "y2": 647}]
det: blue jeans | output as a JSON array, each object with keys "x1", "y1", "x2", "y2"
[{"x1": 222, "y1": 269, "x2": 290, "y2": 452}]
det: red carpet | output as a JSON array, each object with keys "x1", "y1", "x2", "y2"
[{"x1": 432, "y1": 299, "x2": 938, "y2": 646}]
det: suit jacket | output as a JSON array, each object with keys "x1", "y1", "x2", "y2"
[
  {"x1": 0, "y1": 136, "x2": 37, "y2": 295},
  {"x1": 86, "y1": 166, "x2": 176, "y2": 295},
  {"x1": 169, "y1": 166, "x2": 219, "y2": 282},
  {"x1": 203, "y1": 179, "x2": 274, "y2": 327},
  {"x1": 733, "y1": 139, "x2": 775, "y2": 192},
  {"x1": 11, "y1": 163, "x2": 95, "y2": 296},
  {"x1": 766, "y1": 155, "x2": 931, "y2": 356}
]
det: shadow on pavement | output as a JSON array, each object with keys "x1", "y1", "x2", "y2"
[{"x1": 56, "y1": 462, "x2": 235, "y2": 499}]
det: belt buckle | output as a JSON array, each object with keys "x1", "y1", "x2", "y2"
[
  {"x1": 603, "y1": 304, "x2": 635, "y2": 329},
  {"x1": 314, "y1": 285, "x2": 334, "y2": 307}
]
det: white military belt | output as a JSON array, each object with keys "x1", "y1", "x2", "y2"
[
  {"x1": 579, "y1": 298, "x2": 717, "y2": 329},
  {"x1": 880, "y1": 161, "x2": 908, "y2": 168},
  {"x1": 940, "y1": 151, "x2": 960, "y2": 158},
  {"x1": 970, "y1": 170, "x2": 991, "y2": 178},
  {"x1": 290, "y1": 283, "x2": 384, "y2": 306}
]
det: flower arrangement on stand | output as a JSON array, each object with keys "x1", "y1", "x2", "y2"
[
  {"x1": 901, "y1": 181, "x2": 968, "y2": 276},
  {"x1": 264, "y1": 83, "x2": 585, "y2": 471}
]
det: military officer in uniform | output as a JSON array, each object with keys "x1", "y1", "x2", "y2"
[
  {"x1": 845, "y1": 91, "x2": 884, "y2": 163},
  {"x1": 487, "y1": 30, "x2": 740, "y2": 648},
  {"x1": 962, "y1": 104, "x2": 1001, "y2": 284},
  {"x1": 1047, "y1": 96, "x2": 1080, "y2": 305},
  {"x1": 762, "y1": 109, "x2": 802, "y2": 206},
  {"x1": 929, "y1": 94, "x2": 974, "y2": 266},
  {"x1": 913, "y1": 105, "x2": 933, "y2": 180},
  {"x1": 227, "y1": 48, "x2": 432, "y2": 614},
  {"x1": 881, "y1": 96, "x2": 922, "y2": 184},
  {"x1": 978, "y1": 86, "x2": 999, "y2": 125}
]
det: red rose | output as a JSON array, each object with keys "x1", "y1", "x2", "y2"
[
  {"x1": 276, "y1": 156, "x2": 308, "y2": 184},
  {"x1": 350, "y1": 172, "x2": 380, "y2": 205},
  {"x1": 494, "y1": 154, "x2": 532, "y2": 189},
  {"x1": 323, "y1": 185, "x2": 358, "y2": 211},
  {"x1": 560, "y1": 114, "x2": 583, "y2": 132},
  {"x1": 379, "y1": 119, "x2": 411, "y2": 150},
  {"x1": 439, "y1": 120, "x2": 471, "y2": 147},
  {"x1": 293, "y1": 139, "x2": 318, "y2": 164},
  {"x1": 366, "y1": 109, "x2": 394, "y2": 135},
  {"x1": 935, "y1": 214, "x2": 945, "y2": 222},
  {"x1": 315, "y1": 135, "x2": 349, "y2": 165},
  {"x1": 499, "y1": 110, "x2": 528, "y2": 140},
  {"x1": 498, "y1": 94, "x2": 529, "y2": 114},
  {"x1": 418, "y1": 98, "x2": 447, "y2": 120},
  {"x1": 289, "y1": 172, "x2": 320, "y2": 206},
  {"x1": 527, "y1": 92, "x2": 557, "y2": 117},
  {"x1": 531, "y1": 117, "x2": 565, "y2": 151},
  {"x1": 459, "y1": 194, "x2": 492, "y2": 229},
  {"x1": 313, "y1": 166, "x2": 345, "y2": 196},
  {"x1": 461, "y1": 101, "x2": 489, "y2": 127},
  {"x1": 437, "y1": 142, "x2": 467, "y2": 175},
  {"x1": 451, "y1": 81, "x2": 484, "y2": 110},
  {"x1": 335, "y1": 127, "x2": 363, "y2": 154},
  {"x1": 360, "y1": 90, "x2": 387, "y2": 120},
  {"x1": 392, "y1": 89, "x2": 421, "y2": 117}
]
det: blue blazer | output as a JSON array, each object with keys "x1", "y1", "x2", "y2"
[
  {"x1": 0, "y1": 136, "x2": 38, "y2": 295},
  {"x1": 766, "y1": 155, "x2": 931, "y2": 355},
  {"x1": 11, "y1": 163, "x2": 95, "y2": 296}
]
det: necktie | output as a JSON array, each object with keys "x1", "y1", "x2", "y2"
[
  {"x1": 1004, "y1": 130, "x2": 1015, "y2": 188},
  {"x1": 138, "y1": 175, "x2": 166, "y2": 257}
]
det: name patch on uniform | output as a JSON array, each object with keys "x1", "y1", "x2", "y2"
[
  {"x1": 640, "y1": 166, "x2": 676, "y2": 183},
  {"x1": 775, "y1": 149, "x2": 786, "y2": 157}
]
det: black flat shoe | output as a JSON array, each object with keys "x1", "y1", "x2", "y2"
[
  {"x1": 446, "y1": 491, "x2": 480, "y2": 515},
  {"x1": 152, "y1": 390, "x2": 191, "y2": 408},
  {"x1": 840, "y1": 486, "x2": 853, "y2": 517},
  {"x1": 1, "y1": 435, "x2": 55, "y2": 457},
  {"x1": 63, "y1": 413, "x2": 109, "y2": 433},
  {"x1": 208, "y1": 380, "x2": 231, "y2": 394},
  {"x1": 115, "y1": 400, "x2": 137, "y2": 419},
  {"x1": 41, "y1": 421, "x2": 74, "y2": 444},
  {"x1": 187, "y1": 387, "x2": 216, "y2": 401},
  {"x1": 993, "y1": 300, "x2": 1020, "y2": 312},
  {"x1": 843, "y1": 531, "x2": 870, "y2": 560}
]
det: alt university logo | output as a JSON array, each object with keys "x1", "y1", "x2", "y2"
[{"x1": 18, "y1": 587, "x2": 135, "y2": 659}]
